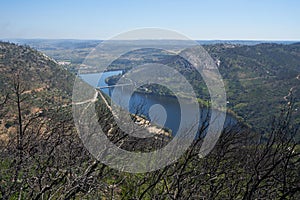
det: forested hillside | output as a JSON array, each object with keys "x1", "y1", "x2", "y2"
[
  {"x1": 105, "y1": 43, "x2": 300, "y2": 131},
  {"x1": 207, "y1": 43, "x2": 300, "y2": 130}
]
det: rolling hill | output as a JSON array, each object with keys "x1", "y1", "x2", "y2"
[{"x1": 0, "y1": 42, "x2": 74, "y2": 139}]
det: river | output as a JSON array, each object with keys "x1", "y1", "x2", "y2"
[{"x1": 79, "y1": 71, "x2": 235, "y2": 136}]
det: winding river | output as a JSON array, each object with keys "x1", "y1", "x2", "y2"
[{"x1": 80, "y1": 71, "x2": 235, "y2": 136}]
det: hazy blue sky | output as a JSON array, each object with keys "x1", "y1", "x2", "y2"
[{"x1": 1, "y1": 0, "x2": 299, "y2": 40}]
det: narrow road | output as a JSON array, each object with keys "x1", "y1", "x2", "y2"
[
  {"x1": 72, "y1": 90, "x2": 98, "y2": 105},
  {"x1": 283, "y1": 74, "x2": 299, "y2": 101},
  {"x1": 96, "y1": 89, "x2": 112, "y2": 112}
]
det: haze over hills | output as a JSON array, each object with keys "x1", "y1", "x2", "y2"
[{"x1": 3, "y1": 39, "x2": 299, "y2": 69}]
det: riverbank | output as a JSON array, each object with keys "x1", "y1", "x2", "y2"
[
  {"x1": 104, "y1": 75, "x2": 249, "y2": 128},
  {"x1": 97, "y1": 89, "x2": 172, "y2": 137}
]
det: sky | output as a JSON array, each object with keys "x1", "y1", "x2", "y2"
[{"x1": 0, "y1": 0, "x2": 299, "y2": 40}]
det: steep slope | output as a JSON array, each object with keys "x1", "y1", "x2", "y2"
[
  {"x1": 0, "y1": 42, "x2": 75, "y2": 138},
  {"x1": 205, "y1": 43, "x2": 300, "y2": 130},
  {"x1": 0, "y1": 42, "x2": 73, "y2": 94}
]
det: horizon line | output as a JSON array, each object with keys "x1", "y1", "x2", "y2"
[{"x1": 1, "y1": 38, "x2": 300, "y2": 42}]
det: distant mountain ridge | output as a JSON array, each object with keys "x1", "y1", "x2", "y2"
[{"x1": 3, "y1": 38, "x2": 299, "y2": 47}]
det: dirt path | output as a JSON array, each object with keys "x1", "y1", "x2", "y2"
[
  {"x1": 96, "y1": 89, "x2": 113, "y2": 112},
  {"x1": 283, "y1": 74, "x2": 299, "y2": 101}
]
